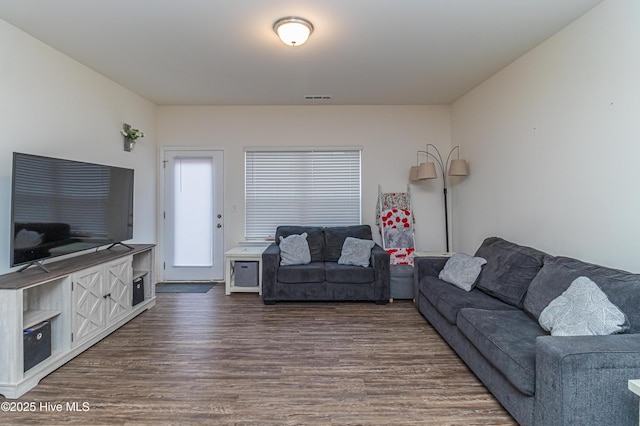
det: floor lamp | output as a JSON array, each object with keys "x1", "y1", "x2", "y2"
[{"x1": 409, "y1": 144, "x2": 469, "y2": 252}]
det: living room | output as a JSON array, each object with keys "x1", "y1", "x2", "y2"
[
  {"x1": 1, "y1": 0, "x2": 637, "y2": 277},
  {"x1": 1, "y1": 0, "x2": 639, "y2": 424}
]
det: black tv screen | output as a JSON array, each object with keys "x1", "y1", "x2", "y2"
[{"x1": 10, "y1": 153, "x2": 134, "y2": 268}]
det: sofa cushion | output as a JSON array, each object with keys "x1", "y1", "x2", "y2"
[
  {"x1": 438, "y1": 253, "x2": 487, "y2": 291},
  {"x1": 277, "y1": 262, "x2": 325, "y2": 284},
  {"x1": 279, "y1": 233, "x2": 311, "y2": 266},
  {"x1": 523, "y1": 256, "x2": 640, "y2": 333},
  {"x1": 325, "y1": 262, "x2": 374, "y2": 284},
  {"x1": 457, "y1": 308, "x2": 546, "y2": 396},
  {"x1": 538, "y1": 276, "x2": 629, "y2": 336},
  {"x1": 324, "y1": 225, "x2": 373, "y2": 262},
  {"x1": 276, "y1": 226, "x2": 324, "y2": 263},
  {"x1": 474, "y1": 237, "x2": 547, "y2": 308},
  {"x1": 338, "y1": 237, "x2": 375, "y2": 267},
  {"x1": 419, "y1": 275, "x2": 518, "y2": 325}
]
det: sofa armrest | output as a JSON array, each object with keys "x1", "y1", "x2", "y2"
[
  {"x1": 370, "y1": 244, "x2": 390, "y2": 302},
  {"x1": 261, "y1": 243, "x2": 280, "y2": 303},
  {"x1": 414, "y1": 256, "x2": 448, "y2": 278},
  {"x1": 535, "y1": 334, "x2": 640, "y2": 426},
  {"x1": 413, "y1": 256, "x2": 448, "y2": 302}
]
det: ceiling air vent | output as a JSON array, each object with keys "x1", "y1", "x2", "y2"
[{"x1": 304, "y1": 95, "x2": 332, "y2": 100}]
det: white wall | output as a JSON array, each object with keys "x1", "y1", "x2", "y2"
[
  {"x1": 451, "y1": 0, "x2": 640, "y2": 272},
  {"x1": 158, "y1": 105, "x2": 452, "y2": 252},
  {"x1": 0, "y1": 19, "x2": 158, "y2": 275}
]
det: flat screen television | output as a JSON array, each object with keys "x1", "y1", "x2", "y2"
[{"x1": 10, "y1": 152, "x2": 134, "y2": 270}]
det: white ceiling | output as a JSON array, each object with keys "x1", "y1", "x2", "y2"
[{"x1": 0, "y1": 0, "x2": 604, "y2": 106}]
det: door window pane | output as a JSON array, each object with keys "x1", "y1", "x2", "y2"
[{"x1": 173, "y1": 157, "x2": 213, "y2": 266}]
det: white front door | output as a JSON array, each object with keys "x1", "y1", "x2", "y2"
[{"x1": 162, "y1": 149, "x2": 224, "y2": 282}]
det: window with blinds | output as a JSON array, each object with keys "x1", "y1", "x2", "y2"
[{"x1": 244, "y1": 148, "x2": 362, "y2": 239}]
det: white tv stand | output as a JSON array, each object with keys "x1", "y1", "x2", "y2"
[{"x1": 0, "y1": 244, "x2": 155, "y2": 399}]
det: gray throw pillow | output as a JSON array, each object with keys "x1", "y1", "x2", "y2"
[
  {"x1": 539, "y1": 276, "x2": 630, "y2": 336},
  {"x1": 338, "y1": 237, "x2": 375, "y2": 267},
  {"x1": 438, "y1": 253, "x2": 487, "y2": 291},
  {"x1": 279, "y1": 232, "x2": 311, "y2": 266}
]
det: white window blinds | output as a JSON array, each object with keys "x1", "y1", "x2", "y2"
[{"x1": 244, "y1": 148, "x2": 362, "y2": 239}]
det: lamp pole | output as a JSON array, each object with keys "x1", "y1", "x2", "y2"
[{"x1": 422, "y1": 144, "x2": 466, "y2": 253}]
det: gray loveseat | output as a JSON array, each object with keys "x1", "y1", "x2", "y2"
[
  {"x1": 262, "y1": 225, "x2": 390, "y2": 304},
  {"x1": 414, "y1": 237, "x2": 640, "y2": 426}
]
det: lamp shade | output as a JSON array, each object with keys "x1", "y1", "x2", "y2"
[
  {"x1": 409, "y1": 165, "x2": 420, "y2": 181},
  {"x1": 448, "y1": 159, "x2": 469, "y2": 176},
  {"x1": 417, "y1": 162, "x2": 437, "y2": 180},
  {"x1": 273, "y1": 17, "x2": 314, "y2": 46}
]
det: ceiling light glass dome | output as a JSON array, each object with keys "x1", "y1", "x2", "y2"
[{"x1": 273, "y1": 17, "x2": 314, "y2": 47}]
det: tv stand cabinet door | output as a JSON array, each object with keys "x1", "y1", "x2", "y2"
[
  {"x1": 105, "y1": 258, "x2": 132, "y2": 325},
  {"x1": 71, "y1": 265, "x2": 106, "y2": 347}
]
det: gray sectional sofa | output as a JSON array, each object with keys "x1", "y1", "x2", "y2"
[
  {"x1": 262, "y1": 225, "x2": 390, "y2": 304},
  {"x1": 414, "y1": 237, "x2": 640, "y2": 426}
]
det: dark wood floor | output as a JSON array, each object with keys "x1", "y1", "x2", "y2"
[{"x1": 2, "y1": 285, "x2": 516, "y2": 425}]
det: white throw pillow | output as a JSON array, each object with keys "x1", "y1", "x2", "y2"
[
  {"x1": 279, "y1": 233, "x2": 311, "y2": 266},
  {"x1": 538, "y1": 276, "x2": 629, "y2": 336},
  {"x1": 438, "y1": 253, "x2": 487, "y2": 291},
  {"x1": 338, "y1": 237, "x2": 375, "y2": 267}
]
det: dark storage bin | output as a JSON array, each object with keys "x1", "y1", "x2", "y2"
[
  {"x1": 390, "y1": 264, "x2": 414, "y2": 300},
  {"x1": 132, "y1": 276, "x2": 144, "y2": 306},
  {"x1": 234, "y1": 261, "x2": 258, "y2": 287},
  {"x1": 24, "y1": 321, "x2": 51, "y2": 372}
]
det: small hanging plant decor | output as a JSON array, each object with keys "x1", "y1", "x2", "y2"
[{"x1": 121, "y1": 123, "x2": 144, "y2": 151}]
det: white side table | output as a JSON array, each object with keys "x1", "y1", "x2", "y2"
[
  {"x1": 225, "y1": 246, "x2": 266, "y2": 295},
  {"x1": 628, "y1": 380, "x2": 640, "y2": 425}
]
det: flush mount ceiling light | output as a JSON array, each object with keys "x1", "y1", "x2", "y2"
[{"x1": 273, "y1": 16, "x2": 314, "y2": 47}]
